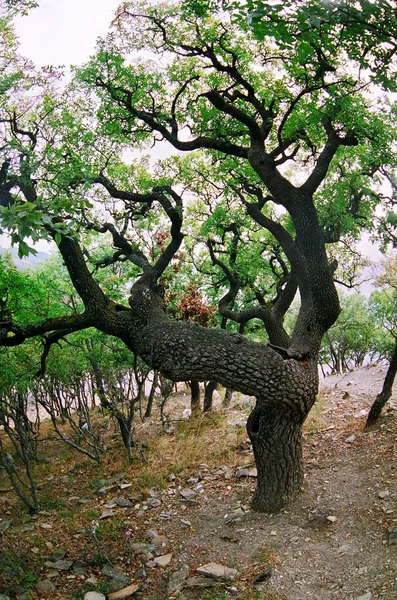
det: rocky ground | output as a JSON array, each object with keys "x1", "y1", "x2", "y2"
[{"x1": 0, "y1": 364, "x2": 396, "y2": 600}]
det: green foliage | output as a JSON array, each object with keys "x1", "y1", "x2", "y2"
[
  {"x1": 229, "y1": 0, "x2": 397, "y2": 91},
  {"x1": 367, "y1": 252, "x2": 397, "y2": 359},
  {"x1": 320, "y1": 292, "x2": 378, "y2": 372}
]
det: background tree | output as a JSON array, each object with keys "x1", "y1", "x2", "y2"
[
  {"x1": 366, "y1": 253, "x2": 397, "y2": 426},
  {"x1": 0, "y1": 1, "x2": 396, "y2": 512},
  {"x1": 319, "y1": 293, "x2": 375, "y2": 374}
]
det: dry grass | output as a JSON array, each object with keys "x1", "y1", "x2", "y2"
[
  {"x1": 303, "y1": 391, "x2": 329, "y2": 433},
  {"x1": 128, "y1": 408, "x2": 248, "y2": 495}
]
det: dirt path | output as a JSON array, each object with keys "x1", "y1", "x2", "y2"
[{"x1": 138, "y1": 365, "x2": 397, "y2": 600}]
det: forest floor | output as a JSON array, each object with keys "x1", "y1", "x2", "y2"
[{"x1": 0, "y1": 364, "x2": 396, "y2": 600}]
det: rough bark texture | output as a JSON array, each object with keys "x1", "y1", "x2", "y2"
[
  {"x1": 117, "y1": 284, "x2": 320, "y2": 511},
  {"x1": 366, "y1": 339, "x2": 397, "y2": 427},
  {"x1": 247, "y1": 401, "x2": 306, "y2": 512}
]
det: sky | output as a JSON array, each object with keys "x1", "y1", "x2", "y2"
[{"x1": 15, "y1": 0, "x2": 121, "y2": 68}]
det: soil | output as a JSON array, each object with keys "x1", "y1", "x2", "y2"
[
  {"x1": 146, "y1": 364, "x2": 397, "y2": 600},
  {"x1": 1, "y1": 364, "x2": 396, "y2": 600}
]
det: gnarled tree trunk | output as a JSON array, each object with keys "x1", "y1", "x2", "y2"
[{"x1": 247, "y1": 401, "x2": 305, "y2": 512}]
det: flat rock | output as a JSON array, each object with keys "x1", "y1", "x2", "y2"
[
  {"x1": 14, "y1": 524, "x2": 35, "y2": 533},
  {"x1": 130, "y1": 542, "x2": 154, "y2": 556},
  {"x1": 388, "y1": 525, "x2": 397, "y2": 545},
  {"x1": 154, "y1": 553, "x2": 172, "y2": 567},
  {"x1": 356, "y1": 594, "x2": 371, "y2": 600},
  {"x1": 168, "y1": 564, "x2": 190, "y2": 593},
  {"x1": 224, "y1": 508, "x2": 245, "y2": 523},
  {"x1": 180, "y1": 488, "x2": 196, "y2": 500},
  {"x1": 45, "y1": 559, "x2": 73, "y2": 571},
  {"x1": 146, "y1": 529, "x2": 159, "y2": 539},
  {"x1": 236, "y1": 466, "x2": 257, "y2": 478},
  {"x1": 0, "y1": 519, "x2": 12, "y2": 534},
  {"x1": 151, "y1": 535, "x2": 169, "y2": 547},
  {"x1": 96, "y1": 485, "x2": 116, "y2": 496},
  {"x1": 50, "y1": 547, "x2": 68, "y2": 561},
  {"x1": 134, "y1": 567, "x2": 146, "y2": 579},
  {"x1": 84, "y1": 593, "x2": 106, "y2": 600},
  {"x1": 327, "y1": 515, "x2": 337, "y2": 523},
  {"x1": 99, "y1": 510, "x2": 115, "y2": 519},
  {"x1": 119, "y1": 483, "x2": 132, "y2": 490},
  {"x1": 146, "y1": 498, "x2": 161, "y2": 508},
  {"x1": 378, "y1": 490, "x2": 390, "y2": 499},
  {"x1": 77, "y1": 496, "x2": 93, "y2": 505},
  {"x1": 107, "y1": 584, "x2": 140, "y2": 600},
  {"x1": 35, "y1": 580, "x2": 56, "y2": 593},
  {"x1": 196, "y1": 562, "x2": 238, "y2": 582},
  {"x1": 47, "y1": 569, "x2": 60, "y2": 578},
  {"x1": 180, "y1": 498, "x2": 199, "y2": 506},
  {"x1": 113, "y1": 497, "x2": 133, "y2": 508},
  {"x1": 102, "y1": 565, "x2": 130, "y2": 591},
  {"x1": 345, "y1": 434, "x2": 356, "y2": 443}
]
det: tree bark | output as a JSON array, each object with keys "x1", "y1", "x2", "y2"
[
  {"x1": 223, "y1": 387, "x2": 234, "y2": 407},
  {"x1": 190, "y1": 381, "x2": 201, "y2": 412},
  {"x1": 144, "y1": 371, "x2": 159, "y2": 419},
  {"x1": 247, "y1": 400, "x2": 307, "y2": 512},
  {"x1": 203, "y1": 381, "x2": 218, "y2": 412},
  {"x1": 366, "y1": 338, "x2": 397, "y2": 427}
]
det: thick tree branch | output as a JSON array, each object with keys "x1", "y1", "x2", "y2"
[
  {"x1": 94, "y1": 78, "x2": 249, "y2": 159},
  {"x1": 301, "y1": 118, "x2": 358, "y2": 195},
  {"x1": 93, "y1": 176, "x2": 184, "y2": 281},
  {"x1": 204, "y1": 91, "x2": 263, "y2": 144},
  {"x1": 0, "y1": 313, "x2": 90, "y2": 347},
  {"x1": 207, "y1": 238, "x2": 291, "y2": 348}
]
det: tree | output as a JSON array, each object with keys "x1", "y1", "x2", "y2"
[
  {"x1": 366, "y1": 253, "x2": 397, "y2": 426},
  {"x1": 0, "y1": 1, "x2": 396, "y2": 511},
  {"x1": 319, "y1": 293, "x2": 375, "y2": 374}
]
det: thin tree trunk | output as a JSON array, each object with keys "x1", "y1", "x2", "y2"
[
  {"x1": 144, "y1": 371, "x2": 159, "y2": 419},
  {"x1": 223, "y1": 387, "x2": 233, "y2": 407},
  {"x1": 366, "y1": 338, "x2": 397, "y2": 427},
  {"x1": 203, "y1": 381, "x2": 218, "y2": 412},
  {"x1": 190, "y1": 381, "x2": 200, "y2": 412}
]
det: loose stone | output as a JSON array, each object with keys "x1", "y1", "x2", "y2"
[
  {"x1": 107, "y1": 584, "x2": 140, "y2": 600},
  {"x1": 84, "y1": 593, "x2": 106, "y2": 600},
  {"x1": 378, "y1": 490, "x2": 390, "y2": 499},
  {"x1": 168, "y1": 564, "x2": 190, "y2": 593},
  {"x1": 45, "y1": 559, "x2": 73, "y2": 571},
  {"x1": 196, "y1": 562, "x2": 238, "y2": 582},
  {"x1": 35, "y1": 580, "x2": 56, "y2": 593},
  {"x1": 153, "y1": 553, "x2": 172, "y2": 567}
]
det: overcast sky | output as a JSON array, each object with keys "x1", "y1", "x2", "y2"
[{"x1": 15, "y1": 0, "x2": 121, "y2": 68}]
